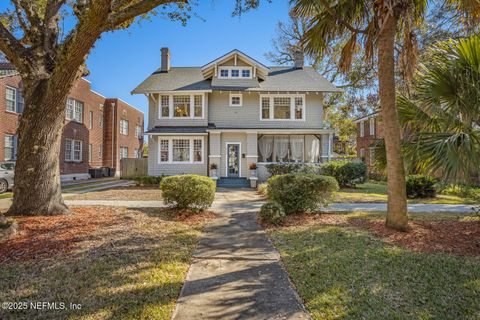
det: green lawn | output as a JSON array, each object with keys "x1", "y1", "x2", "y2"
[
  {"x1": 0, "y1": 207, "x2": 207, "y2": 320},
  {"x1": 269, "y1": 218, "x2": 480, "y2": 320},
  {"x1": 336, "y1": 181, "x2": 478, "y2": 204}
]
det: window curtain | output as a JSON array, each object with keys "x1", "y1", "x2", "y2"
[
  {"x1": 305, "y1": 136, "x2": 320, "y2": 163},
  {"x1": 274, "y1": 136, "x2": 289, "y2": 162},
  {"x1": 258, "y1": 136, "x2": 273, "y2": 162},
  {"x1": 290, "y1": 135, "x2": 304, "y2": 162}
]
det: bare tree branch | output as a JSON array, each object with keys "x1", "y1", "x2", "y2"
[{"x1": 0, "y1": 20, "x2": 31, "y2": 74}]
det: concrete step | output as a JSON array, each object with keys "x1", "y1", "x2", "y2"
[{"x1": 217, "y1": 178, "x2": 250, "y2": 188}]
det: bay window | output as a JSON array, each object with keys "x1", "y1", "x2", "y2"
[
  {"x1": 260, "y1": 95, "x2": 305, "y2": 121},
  {"x1": 257, "y1": 135, "x2": 320, "y2": 163},
  {"x1": 158, "y1": 137, "x2": 204, "y2": 164}
]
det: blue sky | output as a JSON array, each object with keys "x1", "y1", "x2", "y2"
[{"x1": 85, "y1": 1, "x2": 290, "y2": 118}]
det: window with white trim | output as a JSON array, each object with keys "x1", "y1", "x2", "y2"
[
  {"x1": 161, "y1": 95, "x2": 170, "y2": 117},
  {"x1": 194, "y1": 95, "x2": 203, "y2": 117},
  {"x1": 242, "y1": 69, "x2": 250, "y2": 77},
  {"x1": 260, "y1": 95, "x2": 305, "y2": 120},
  {"x1": 134, "y1": 148, "x2": 140, "y2": 158},
  {"x1": 220, "y1": 69, "x2": 229, "y2": 77},
  {"x1": 99, "y1": 115, "x2": 103, "y2": 128},
  {"x1": 359, "y1": 121, "x2": 365, "y2": 137},
  {"x1": 160, "y1": 140, "x2": 169, "y2": 162},
  {"x1": 66, "y1": 98, "x2": 84, "y2": 122},
  {"x1": 98, "y1": 144, "x2": 103, "y2": 158},
  {"x1": 120, "y1": 146, "x2": 128, "y2": 159},
  {"x1": 135, "y1": 125, "x2": 142, "y2": 139},
  {"x1": 65, "y1": 139, "x2": 82, "y2": 161},
  {"x1": 120, "y1": 119, "x2": 129, "y2": 135},
  {"x1": 89, "y1": 111, "x2": 93, "y2": 129},
  {"x1": 4, "y1": 134, "x2": 15, "y2": 160},
  {"x1": 88, "y1": 144, "x2": 92, "y2": 162},
  {"x1": 173, "y1": 95, "x2": 190, "y2": 117},
  {"x1": 158, "y1": 137, "x2": 203, "y2": 164},
  {"x1": 369, "y1": 117, "x2": 375, "y2": 136},
  {"x1": 230, "y1": 94, "x2": 242, "y2": 107},
  {"x1": 231, "y1": 69, "x2": 240, "y2": 77},
  {"x1": 218, "y1": 66, "x2": 253, "y2": 79},
  {"x1": 5, "y1": 87, "x2": 16, "y2": 112}
]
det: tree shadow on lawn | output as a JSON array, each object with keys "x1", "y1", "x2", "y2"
[
  {"x1": 0, "y1": 207, "x2": 202, "y2": 320},
  {"x1": 270, "y1": 225, "x2": 480, "y2": 320}
]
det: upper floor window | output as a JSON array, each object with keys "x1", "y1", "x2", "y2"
[
  {"x1": 359, "y1": 121, "x2": 365, "y2": 137},
  {"x1": 218, "y1": 67, "x2": 253, "y2": 79},
  {"x1": 65, "y1": 138, "x2": 82, "y2": 162},
  {"x1": 6, "y1": 86, "x2": 23, "y2": 113},
  {"x1": 135, "y1": 125, "x2": 142, "y2": 139},
  {"x1": 120, "y1": 119, "x2": 129, "y2": 135},
  {"x1": 66, "y1": 98, "x2": 84, "y2": 123},
  {"x1": 89, "y1": 111, "x2": 93, "y2": 129},
  {"x1": 369, "y1": 117, "x2": 375, "y2": 136},
  {"x1": 230, "y1": 94, "x2": 243, "y2": 107},
  {"x1": 260, "y1": 95, "x2": 305, "y2": 121},
  {"x1": 159, "y1": 94, "x2": 204, "y2": 119}
]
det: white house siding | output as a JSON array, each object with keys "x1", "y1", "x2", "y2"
[
  {"x1": 208, "y1": 92, "x2": 324, "y2": 129},
  {"x1": 147, "y1": 135, "x2": 208, "y2": 176}
]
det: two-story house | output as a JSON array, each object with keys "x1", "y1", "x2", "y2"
[
  {"x1": 133, "y1": 49, "x2": 341, "y2": 183},
  {"x1": 0, "y1": 64, "x2": 144, "y2": 181}
]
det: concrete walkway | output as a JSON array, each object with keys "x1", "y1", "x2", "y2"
[{"x1": 172, "y1": 189, "x2": 310, "y2": 320}]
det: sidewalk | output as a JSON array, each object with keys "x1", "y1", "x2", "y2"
[{"x1": 172, "y1": 189, "x2": 310, "y2": 320}]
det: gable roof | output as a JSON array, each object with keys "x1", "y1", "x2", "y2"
[{"x1": 202, "y1": 49, "x2": 269, "y2": 71}]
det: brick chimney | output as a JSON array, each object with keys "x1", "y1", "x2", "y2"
[
  {"x1": 161, "y1": 47, "x2": 170, "y2": 72},
  {"x1": 293, "y1": 50, "x2": 304, "y2": 69}
]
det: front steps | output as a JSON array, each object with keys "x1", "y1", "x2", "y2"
[{"x1": 217, "y1": 177, "x2": 250, "y2": 188}]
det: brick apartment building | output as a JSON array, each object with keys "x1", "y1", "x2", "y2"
[
  {"x1": 0, "y1": 67, "x2": 144, "y2": 180},
  {"x1": 354, "y1": 112, "x2": 383, "y2": 168}
]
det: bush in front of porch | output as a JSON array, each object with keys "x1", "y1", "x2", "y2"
[{"x1": 266, "y1": 174, "x2": 339, "y2": 215}]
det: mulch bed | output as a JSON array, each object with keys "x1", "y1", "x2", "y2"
[
  {"x1": 349, "y1": 219, "x2": 480, "y2": 256},
  {"x1": 172, "y1": 210, "x2": 216, "y2": 225},
  {"x1": 0, "y1": 207, "x2": 121, "y2": 263}
]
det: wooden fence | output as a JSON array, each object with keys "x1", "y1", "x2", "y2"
[{"x1": 120, "y1": 158, "x2": 148, "y2": 178}]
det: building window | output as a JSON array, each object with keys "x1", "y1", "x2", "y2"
[
  {"x1": 120, "y1": 147, "x2": 128, "y2": 159},
  {"x1": 257, "y1": 135, "x2": 320, "y2": 163},
  {"x1": 160, "y1": 140, "x2": 169, "y2": 162},
  {"x1": 4, "y1": 134, "x2": 15, "y2": 160},
  {"x1": 88, "y1": 144, "x2": 92, "y2": 162},
  {"x1": 261, "y1": 97, "x2": 270, "y2": 119},
  {"x1": 194, "y1": 139, "x2": 202, "y2": 162},
  {"x1": 120, "y1": 119, "x2": 129, "y2": 135},
  {"x1": 135, "y1": 125, "x2": 142, "y2": 139},
  {"x1": 369, "y1": 117, "x2": 375, "y2": 136},
  {"x1": 360, "y1": 121, "x2": 365, "y2": 137},
  {"x1": 173, "y1": 95, "x2": 190, "y2": 117},
  {"x1": 89, "y1": 111, "x2": 93, "y2": 129},
  {"x1": 294, "y1": 97, "x2": 303, "y2": 119},
  {"x1": 98, "y1": 144, "x2": 103, "y2": 158},
  {"x1": 134, "y1": 148, "x2": 139, "y2": 159},
  {"x1": 5, "y1": 87, "x2": 16, "y2": 112},
  {"x1": 230, "y1": 94, "x2": 242, "y2": 107},
  {"x1": 194, "y1": 95, "x2": 203, "y2": 117},
  {"x1": 160, "y1": 95, "x2": 170, "y2": 118},
  {"x1": 65, "y1": 139, "x2": 82, "y2": 162},
  {"x1": 242, "y1": 69, "x2": 251, "y2": 78},
  {"x1": 274, "y1": 97, "x2": 291, "y2": 119},
  {"x1": 370, "y1": 147, "x2": 376, "y2": 165},
  {"x1": 172, "y1": 139, "x2": 190, "y2": 162},
  {"x1": 231, "y1": 69, "x2": 240, "y2": 77},
  {"x1": 66, "y1": 98, "x2": 84, "y2": 123},
  {"x1": 220, "y1": 69, "x2": 229, "y2": 77},
  {"x1": 99, "y1": 115, "x2": 103, "y2": 128},
  {"x1": 360, "y1": 148, "x2": 365, "y2": 159}
]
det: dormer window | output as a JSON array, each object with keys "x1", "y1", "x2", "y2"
[{"x1": 218, "y1": 67, "x2": 253, "y2": 79}]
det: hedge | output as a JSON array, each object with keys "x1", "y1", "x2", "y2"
[
  {"x1": 321, "y1": 161, "x2": 367, "y2": 188},
  {"x1": 406, "y1": 174, "x2": 436, "y2": 199},
  {"x1": 259, "y1": 202, "x2": 286, "y2": 225},
  {"x1": 160, "y1": 174, "x2": 216, "y2": 210}
]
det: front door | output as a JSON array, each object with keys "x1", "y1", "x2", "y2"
[{"x1": 226, "y1": 144, "x2": 240, "y2": 177}]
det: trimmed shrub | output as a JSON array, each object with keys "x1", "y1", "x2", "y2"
[
  {"x1": 267, "y1": 174, "x2": 339, "y2": 214},
  {"x1": 439, "y1": 183, "x2": 480, "y2": 201},
  {"x1": 133, "y1": 176, "x2": 163, "y2": 186},
  {"x1": 321, "y1": 161, "x2": 367, "y2": 187},
  {"x1": 259, "y1": 202, "x2": 286, "y2": 225},
  {"x1": 160, "y1": 174, "x2": 216, "y2": 210},
  {"x1": 406, "y1": 175, "x2": 436, "y2": 199},
  {"x1": 257, "y1": 183, "x2": 268, "y2": 196},
  {"x1": 266, "y1": 163, "x2": 322, "y2": 176}
]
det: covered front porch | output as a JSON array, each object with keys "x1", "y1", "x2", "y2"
[{"x1": 207, "y1": 129, "x2": 335, "y2": 182}]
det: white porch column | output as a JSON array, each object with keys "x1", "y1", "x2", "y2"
[
  {"x1": 208, "y1": 132, "x2": 221, "y2": 177},
  {"x1": 246, "y1": 132, "x2": 258, "y2": 178}
]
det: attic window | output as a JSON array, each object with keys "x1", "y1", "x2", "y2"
[
  {"x1": 231, "y1": 70, "x2": 240, "y2": 77},
  {"x1": 218, "y1": 67, "x2": 253, "y2": 79}
]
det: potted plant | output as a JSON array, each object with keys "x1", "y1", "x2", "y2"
[
  {"x1": 249, "y1": 163, "x2": 257, "y2": 177},
  {"x1": 210, "y1": 163, "x2": 218, "y2": 177}
]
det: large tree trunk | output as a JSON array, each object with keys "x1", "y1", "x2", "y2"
[
  {"x1": 377, "y1": 13, "x2": 409, "y2": 231},
  {"x1": 7, "y1": 77, "x2": 77, "y2": 216}
]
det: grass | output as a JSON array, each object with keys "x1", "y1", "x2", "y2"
[
  {"x1": 0, "y1": 207, "x2": 207, "y2": 320},
  {"x1": 268, "y1": 217, "x2": 480, "y2": 320},
  {"x1": 335, "y1": 181, "x2": 478, "y2": 204},
  {"x1": 64, "y1": 186, "x2": 163, "y2": 201}
]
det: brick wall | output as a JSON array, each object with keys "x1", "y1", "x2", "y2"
[
  {"x1": 356, "y1": 115, "x2": 383, "y2": 167},
  {"x1": 0, "y1": 74, "x2": 144, "y2": 178}
]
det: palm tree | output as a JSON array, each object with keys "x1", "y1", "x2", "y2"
[
  {"x1": 397, "y1": 35, "x2": 480, "y2": 181},
  {"x1": 291, "y1": 0, "x2": 480, "y2": 231}
]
